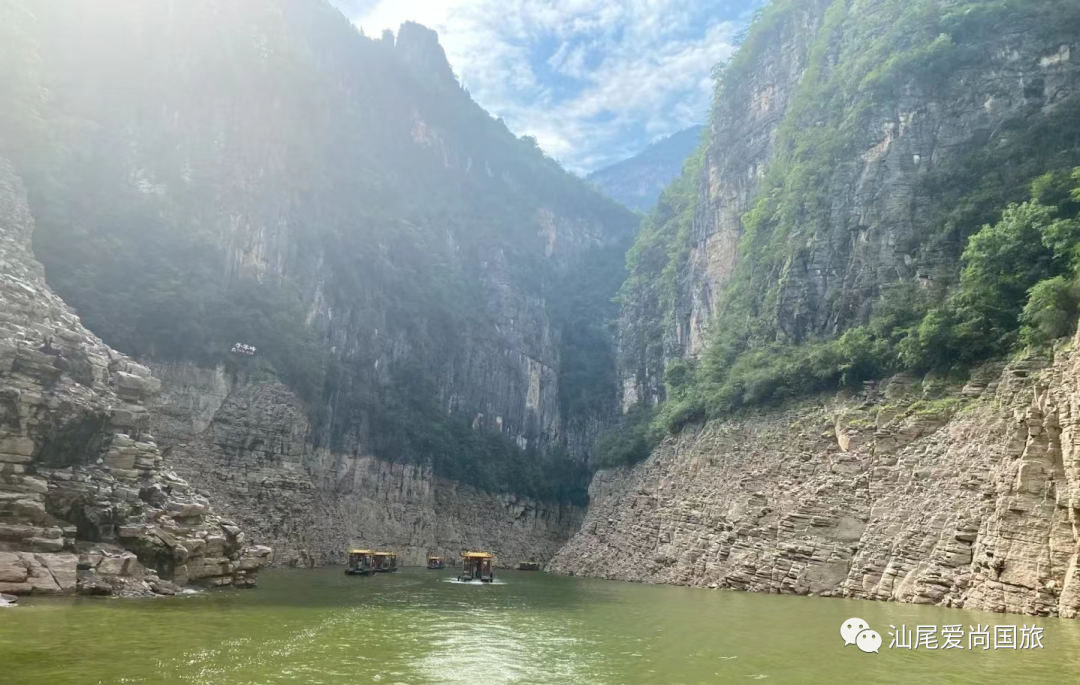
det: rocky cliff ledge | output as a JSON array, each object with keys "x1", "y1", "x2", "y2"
[
  {"x1": 149, "y1": 362, "x2": 583, "y2": 568},
  {"x1": 551, "y1": 331, "x2": 1080, "y2": 619},
  {"x1": 0, "y1": 159, "x2": 269, "y2": 596}
]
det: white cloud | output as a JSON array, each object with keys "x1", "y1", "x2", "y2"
[{"x1": 345, "y1": 0, "x2": 748, "y2": 173}]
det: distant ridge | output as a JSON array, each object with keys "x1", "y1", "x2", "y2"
[{"x1": 587, "y1": 125, "x2": 705, "y2": 212}]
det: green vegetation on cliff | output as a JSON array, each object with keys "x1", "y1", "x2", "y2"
[
  {"x1": 7, "y1": 0, "x2": 634, "y2": 502},
  {"x1": 618, "y1": 145, "x2": 707, "y2": 388},
  {"x1": 609, "y1": 0, "x2": 1080, "y2": 462},
  {"x1": 591, "y1": 145, "x2": 705, "y2": 466}
]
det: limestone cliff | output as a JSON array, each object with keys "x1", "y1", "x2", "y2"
[
  {"x1": 18, "y1": 0, "x2": 633, "y2": 504},
  {"x1": 552, "y1": 331, "x2": 1080, "y2": 618},
  {"x1": 1, "y1": 1, "x2": 630, "y2": 562},
  {"x1": 620, "y1": 0, "x2": 1080, "y2": 403},
  {"x1": 150, "y1": 362, "x2": 582, "y2": 567},
  {"x1": 0, "y1": 158, "x2": 268, "y2": 595},
  {"x1": 696, "y1": 0, "x2": 1080, "y2": 345},
  {"x1": 586, "y1": 1, "x2": 1080, "y2": 620}
]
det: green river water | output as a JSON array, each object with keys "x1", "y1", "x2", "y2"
[{"x1": 2, "y1": 567, "x2": 1078, "y2": 684}]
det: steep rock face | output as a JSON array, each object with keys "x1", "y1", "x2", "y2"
[
  {"x1": 622, "y1": 0, "x2": 1080, "y2": 403},
  {"x1": 20, "y1": 2, "x2": 633, "y2": 502},
  {"x1": 551, "y1": 333, "x2": 1080, "y2": 618},
  {"x1": 684, "y1": 0, "x2": 831, "y2": 355},
  {"x1": 616, "y1": 0, "x2": 833, "y2": 407},
  {"x1": 150, "y1": 362, "x2": 583, "y2": 567},
  {"x1": 1, "y1": 0, "x2": 628, "y2": 565},
  {"x1": 696, "y1": 0, "x2": 1080, "y2": 345},
  {"x1": 0, "y1": 158, "x2": 268, "y2": 595}
]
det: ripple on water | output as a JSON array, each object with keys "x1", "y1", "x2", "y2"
[
  {"x1": 154, "y1": 607, "x2": 379, "y2": 684},
  {"x1": 6, "y1": 567, "x2": 1080, "y2": 685}
]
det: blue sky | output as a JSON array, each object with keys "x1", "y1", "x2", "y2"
[{"x1": 329, "y1": 0, "x2": 761, "y2": 174}]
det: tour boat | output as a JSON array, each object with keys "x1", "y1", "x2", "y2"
[
  {"x1": 517, "y1": 561, "x2": 540, "y2": 571},
  {"x1": 372, "y1": 552, "x2": 398, "y2": 573},
  {"x1": 426, "y1": 556, "x2": 445, "y2": 570},
  {"x1": 345, "y1": 549, "x2": 375, "y2": 575},
  {"x1": 459, "y1": 551, "x2": 495, "y2": 582}
]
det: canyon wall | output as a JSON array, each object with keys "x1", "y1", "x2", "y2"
[
  {"x1": 693, "y1": 0, "x2": 1080, "y2": 345},
  {"x1": 590, "y1": 0, "x2": 1080, "y2": 621},
  {"x1": 150, "y1": 362, "x2": 583, "y2": 567},
  {"x1": 4, "y1": 2, "x2": 627, "y2": 566},
  {"x1": 620, "y1": 0, "x2": 1080, "y2": 403},
  {"x1": 23, "y1": 2, "x2": 635, "y2": 472},
  {"x1": 552, "y1": 333, "x2": 1080, "y2": 618},
  {"x1": 0, "y1": 158, "x2": 268, "y2": 596},
  {"x1": 681, "y1": 0, "x2": 831, "y2": 357}
]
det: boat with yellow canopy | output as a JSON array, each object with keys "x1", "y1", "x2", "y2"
[
  {"x1": 427, "y1": 555, "x2": 445, "y2": 570},
  {"x1": 458, "y1": 551, "x2": 495, "y2": 582},
  {"x1": 372, "y1": 552, "x2": 398, "y2": 573},
  {"x1": 345, "y1": 549, "x2": 374, "y2": 575}
]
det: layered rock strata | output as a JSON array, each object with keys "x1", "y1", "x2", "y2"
[
  {"x1": 150, "y1": 362, "x2": 583, "y2": 568},
  {"x1": 0, "y1": 158, "x2": 269, "y2": 596},
  {"x1": 551, "y1": 333, "x2": 1080, "y2": 618}
]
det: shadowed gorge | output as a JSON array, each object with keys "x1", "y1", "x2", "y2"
[{"x1": 1, "y1": 0, "x2": 634, "y2": 573}]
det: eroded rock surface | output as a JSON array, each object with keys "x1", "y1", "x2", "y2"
[
  {"x1": 552, "y1": 335, "x2": 1080, "y2": 618},
  {"x1": 150, "y1": 362, "x2": 583, "y2": 567},
  {"x1": 0, "y1": 158, "x2": 268, "y2": 595}
]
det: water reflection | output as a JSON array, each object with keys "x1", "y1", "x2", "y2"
[{"x1": 415, "y1": 603, "x2": 597, "y2": 684}]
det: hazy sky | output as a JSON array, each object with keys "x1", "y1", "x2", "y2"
[{"x1": 329, "y1": 0, "x2": 760, "y2": 174}]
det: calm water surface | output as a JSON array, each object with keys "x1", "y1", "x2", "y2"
[{"x1": 2, "y1": 567, "x2": 1078, "y2": 684}]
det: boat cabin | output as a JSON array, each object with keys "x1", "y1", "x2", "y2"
[
  {"x1": 517, "y1": 561, "x2": 540, "y2": 571},
  {"x1": 345, "y1": 549, "x2": 374, "y2": 575},
  {"x1": 372, "y1": 552, "x2": 398, "y2": 573},
  {"x1": 427, "y1": 556, "x2": 445, "y2": 570},
  {"x1": 459, "y1": 552, "x2": 495, "y2": 582}
]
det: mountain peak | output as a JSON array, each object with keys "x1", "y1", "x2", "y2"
[{"x1": 394, "y1": 21, "x2": 457, "y2": 87}]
